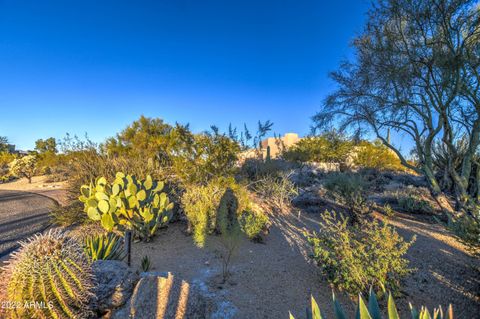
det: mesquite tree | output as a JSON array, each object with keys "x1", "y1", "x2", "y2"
[{"x1": 314, "y1": 0, "x2": 480, "y2": 215}]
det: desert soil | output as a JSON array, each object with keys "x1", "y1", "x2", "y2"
[{"x1": 131, "y1": 209, "x2": 480, "y2": 318}]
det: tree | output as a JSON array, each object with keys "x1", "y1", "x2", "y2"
[
  {"x1": 0, "y1": 136, "x2": 9, "y2": 153},
  {"x1": 34, "y1": 137, "x2": 57, "y2": 154},
  {"x1": 9, "y1": 155, "x2": 37, "y2": 183},
  {"x1": 314, "y1": 0, "x2": 480, "y2": 215}
]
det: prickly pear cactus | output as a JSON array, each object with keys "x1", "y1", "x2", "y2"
[
  {"x1": 1, "y1": 230, "x2": 94, "y2": 319},
  {"x1": 79, "y1": 172, "x2": 174, "y2": 241}
]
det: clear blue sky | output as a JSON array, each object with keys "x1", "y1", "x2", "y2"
[{"x1": 0, "y1": 0, "x2": 370, "y2": 150}]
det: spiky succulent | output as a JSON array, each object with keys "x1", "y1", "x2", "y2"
[
  {"x1": 79, "y1": 172, "x2": 174, "y2": 241},
  {"x1": 84, "y1": 233, "x2": 125, "y2": 261},
  {"x1": 290, "y1": 290, "x2": 453, "y2": 319},
  {"x1": 1, "y1": 230, "x2": 94, "y2": 319}
]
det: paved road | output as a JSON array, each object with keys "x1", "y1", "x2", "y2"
[{"x1": 0, "y1": 190, "x2": 56, "y2": 259}]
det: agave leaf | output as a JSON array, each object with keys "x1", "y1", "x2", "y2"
[
  {"x1": 387, "y1": 294, "x2": 400, "y2": 319},
  {"x1": 333, "y1": 293, "x2": 347, "y2": 319},
  {"x1": 289, "y1": 312, "x2": 295, "y2": 319},
  {"x1": 409, "y1": 303, "x2": 420, "y2": 319},
  {"x1": 311, "y1": 295, "x2": 322, "y2": 319},
  {"x1": 367, "y1": 289, "x2": 382, "y2": 319},
  {"x1": 356, "y1": 295, "x2": 373, "y2": 319}
]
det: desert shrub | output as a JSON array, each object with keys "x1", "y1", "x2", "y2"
[
  {"x1": 251, "y1": 172, "x2": 298, "y2": 210},
  {"x1": 290, "y1": 292, "x2": 453, "y2": 319},
  {"x1": 446, "y1": 214, "x2": 480, "y2": 246},
  {"x1": 104, "y1": 116, "x2": 241, "y2": 186},
  {"x1": 240, "y1": 158, "x2": 297, "y2": 180},
  {"x1": 354, "y1": 140, "x2": 406, "y2": 171},
  {"x1": 239, "y1": 205, "x2": 269, "y2": 240},
  {"x1": 323, "y1": 173, "x2": 370, "y2": 223},
  {"x1": 84, "y1": 233, "x2": 125, "y2": 261},
  {"x1": 394, "y1": 186, "x2": 434, "y2": 214},
  {"x1": 0, "y1": 152, "x2": 16, "y2": 181},
  {"x1": 79, "y1": 172, "x2": 174, "y2": 242},
  {"x1": 283, "y1": 132, "x2": 352, "y2": 163},
  {"x1": 9, "y1": 154, "x2": 37, "y2": 183},
  {"x1": 1, "y1": 230, "x2": 94, "y2": 319},
  {"x1": 305, "y1": 211, "x2": 415, "y2": 297},
  {"x1": 50, "y1": 201, "x2": 90, "y2": 227},
  {"x1": 181, "y1": 177, "x2": 267, "y2": 246}
]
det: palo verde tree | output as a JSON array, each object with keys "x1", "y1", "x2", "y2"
[{"x1": 314, "y1": 0, "x2": 480, "y2": 215}]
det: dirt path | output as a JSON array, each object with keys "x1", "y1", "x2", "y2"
[{"x1": 130, "y1": 208, "x2": 479, "y2": 318}]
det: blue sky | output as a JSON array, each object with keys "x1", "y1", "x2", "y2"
[{"x1": 0, "y1": 0, "x2": 370, "y2": 150}]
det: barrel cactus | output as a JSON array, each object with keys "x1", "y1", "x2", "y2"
[
  {"x1": 1, "y1": 230, "x2": 94, "y2": 319},
  {"x1": 79, "y1": 172, "x2": 174, "y2": 241},
  {"x1": 289, "y1": 290, "x2": 453, "y2": 319}
]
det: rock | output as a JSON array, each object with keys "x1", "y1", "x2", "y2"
[
  {"x1": 111, "y1": 272, "x2": 210, "y2": 319},
  {"x1": 91, "y1": 260, "x2": 139, "y2": 314}
]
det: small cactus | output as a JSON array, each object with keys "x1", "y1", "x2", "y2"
[{"x1": 1, "y1": 230, "x2": 94, "y2": 319}]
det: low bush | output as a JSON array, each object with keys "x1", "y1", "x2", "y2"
[
  {"x1": 181, "y1": 177, "x2": 268, "y2": 246},
  {"x1": 323, "y1": 173, "x2": 370, "y2": 223},
  {"x1": 9, "y1": 155, "x2": 38, "y2": 183},
  {"x1": 305, "y1": 211, "x2": 415, "y2": 297},
  {"x1": 446, "y1": 214, "x2": 480, "y2": 246},
  {"x1": 394, "y1": 186, "x2": 434, "y2": 214},
  {"x1": 1, "y1": 230, "x2": 94, "y2": 319},
  {"x1": 250, "y1": 172, "x2": 298, "y2": 210},
  {"x1": 239, "y1": 205, "x2": 269, "y2": 241},
  {"x1": 354, "y1": 140, "x2": 407, "y2": 171},
  {"x1": 283, "y1": 132, "x2": 352, "y2": 163}
]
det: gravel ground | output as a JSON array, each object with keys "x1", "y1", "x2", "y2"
[{"x1": 129, "y1": 208, "x2": 480, "y2": 318}]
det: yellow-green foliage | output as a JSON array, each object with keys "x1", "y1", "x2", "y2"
[
  {"x1": 0, "y1": 152, "x2": 16, "y2": 181},
  {"x1": 239, "y1": 205, "x2": 269, "y2": 240},
  {"x1": 104, "y1": 116, "x2": 241, "y2": 186},
  {"x1": 1, "y1": 230, "x2": 94, "y2": 319},
  {"x1": 354, "y1": 140, "x2": 406, "y2": 171},
  {"x1": 181, "y1": 177, "x2": 268, "y2": 246},
  {"x1": 305, "y1": 211, "x2": 415, "y2": 297},
  {"x1": 283, "y1": 132, "x2": 352, "y2": 163},
  {"x1": 79, "y1": 172, "x2": 174, "y2": 241},
  {"x1": 9, "y1": 155, "x2": 37, "y2": 183},
  {"x1": 290, "y1": 292, "x2": 453, "y2": 319}
]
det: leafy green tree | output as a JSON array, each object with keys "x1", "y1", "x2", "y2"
[{"x1": 34, "y1": 137, "x2": 57, "y2": 154}]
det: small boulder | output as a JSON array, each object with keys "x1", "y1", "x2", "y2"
[
  {"x1": 91, "y1": 260, "x2": 139, "y2": 314},
  {"x1": 111, "y1": 272, "x2": 210, "y2": 319}
]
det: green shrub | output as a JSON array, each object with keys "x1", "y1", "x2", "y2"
[
  {"x1": 324, "y1": 173, "x2": 370, "y2": 223},
  {"x1": 79, "y1": 172, "x2": 173, "y2": 242},
  {"x1": 283, "y1": 132, "x2": 352, "y2": 163},
  {"x1": 181, "y1": 177, "x2": 267, "y2": 246},
  {"x1": 1, "y1": 230, "x2": 94, "y2": 319},
  {"x1": 446, "y1": 213, "x2": 480, "y2": 246},
  {"x1": 239, "y1": 206, "x2": 269, "y2": 240},
  {"x1": 251, "y1": 172, "x2": 298, "y2": 210},
  {"x1": 141, "y1": 255, "x2": 151, "y2": 272},
  {"x1": 84, "y1": 233, "x2": 125, "y2": 261},
  {"x1": 394, "y1": 187, "x2": 434, "y2": 215},
  {"x1": 305, "y1": 211, "x2": 415, "y2": 297},
  {"x1": 290, "y1": 291, "x2": 453, "y2": 319},
  {"x1": 354, "y1": 140, "x2": 407, "y2": 171}
]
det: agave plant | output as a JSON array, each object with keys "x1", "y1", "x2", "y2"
[
  {"x1": 290, "y1": 290, "x2": 453, "y2": 319},
  {"x1": 79, "y1": 172, "x2": 174, "y2": 241},
  {"x1": 84, "y1": 233, "x2": 125, "y2": 261},
  {"x1": 1, "y1": 230, "x2": 94, "y2": 319}
]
